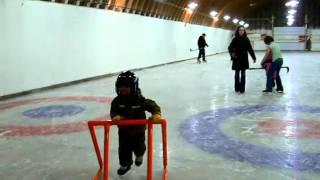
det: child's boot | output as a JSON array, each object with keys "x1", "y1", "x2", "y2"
[
  {"x1": 117, "y1": 166, "x2": 131, "y2": 175},
  {"x1": 135, "y1": 156, "x2": 143, "y2": 166}
]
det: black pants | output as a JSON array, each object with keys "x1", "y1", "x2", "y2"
[
  {"x1": 197, "y1": 47, "x2": 206, "y2": 61},
  {"x1": 234, "y1": 69, "x2": 246, "y2": 93},
  {"x1": 118, "y1": 130, "x2": 146, "y2": 166}
]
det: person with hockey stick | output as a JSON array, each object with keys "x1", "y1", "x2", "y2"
[
  {"x1": 197, "y1": 33, "x2": 209, "y2": 63},
  {"x1": 260, "y1": 35, "x2": 284, "y2": 94},
  {"x1": 260, "y1": 46, "x2": 276, "y2": 91},
  {"x1": 228, "y1": 25, "x2": 256, "y2": 94}
]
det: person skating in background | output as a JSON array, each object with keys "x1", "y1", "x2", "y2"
[
  {"x1": 228, "y1": 25, "x2": 256, "y2": 94},
  {"x1": 197, "y1": 33, "x2": 209, "y2": 63},
  {"x1": 110, "y1": 71, "x2": 162, "y2": 176},
  {"x1": 306, "y1": 35, "x2": 312, "y2": 51}
]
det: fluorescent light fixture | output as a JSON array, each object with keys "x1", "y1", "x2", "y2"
[
  {"x1": 287, "y1": 19, "x2": 295, "y2": 26},
  {"x1": 288, "y1": 18, "x2": 295, "y2": 22},
  {"x1": 287, "y1": 21, "x2": 293, "y2": 26},
  {"x1": 232, "y1": 18, "x2": 239, "y2": 24},
  {"x1": 223, "y1": 15, "x2": 230, "y2": 21},
  {"x1": 210, "y1": 10, "x2": 218, "y2": 17},
  {"x1": 239, "y1": 21, "x2": 245, "y2": 25},
  {"x1": 187, "y1": 2, "x2": 198, "y2": 10},
  {"x1": 285, "y1": 0, "x2": 299, "y2": 7},
  {"x1": 244, "y1": 23, "x2": 249, "y2": 28},
  {"x1": 288, "y1": 9, "x2": 296, "y2": 14},
  {"x1": 286, "y1": 15, "x2": 294, "y2": 19}
]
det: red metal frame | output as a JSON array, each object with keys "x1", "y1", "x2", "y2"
[{"x1": 88, "y1": 119, "x2": 168, "y2": 180}]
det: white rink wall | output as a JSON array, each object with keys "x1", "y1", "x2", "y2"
[
  {"x1": 309, "y1": 29, "x2": 320, "y2": 51},
  {"x1": 248, "y1": 28, "x2": 320, "y2": 51},
  {"x1": 0, "y1": 0, "x2": 232, "y2": 96}
]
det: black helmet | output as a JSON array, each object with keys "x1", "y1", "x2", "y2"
[{"x1": 115, "y1": 71, "x2": 139, "y2": 95}]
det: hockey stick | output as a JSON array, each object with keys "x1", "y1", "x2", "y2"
[
  {"x1": 189, "y1": 48, "x2": 199, "y2": 52},
  {"x1": 248, "y1": 66, "x2": 290, "y2": 73}
]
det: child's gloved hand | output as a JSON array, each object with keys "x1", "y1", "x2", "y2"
[
  {"x1": 150, "y1": 113, "x2": 162, "y2": 123},
  {"x1": 112, "y1": 115, "x2": 121, "y2": 121}
]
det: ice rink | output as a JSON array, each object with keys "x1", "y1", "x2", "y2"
[{"x1": 1, "y1": 51, "x2": 320, "y2": 180}]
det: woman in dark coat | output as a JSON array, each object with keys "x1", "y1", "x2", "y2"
[{"x1": 228, "y1": 25, "x2": 256, "y2": 94}]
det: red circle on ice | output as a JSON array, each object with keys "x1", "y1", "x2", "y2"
[
  {"x1": 0, "y1": 96, "x2": 112, "y2": 136},
  {"x1": 257, "y1": 119, "x2": 320, "y2": 138}
]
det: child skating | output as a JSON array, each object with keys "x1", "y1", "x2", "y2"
[{"x1": 110, "y1": 71, "x2": 162, "y2": 176}]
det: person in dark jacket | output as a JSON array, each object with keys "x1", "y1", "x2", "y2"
[
  {"x1": 228, "y1": 25, "x2": 256, "y2": 93},
  {"x1": 306, "y1": 35, "x2": 312, "y2": 51},
  {"x1": 110, "y1": 71, "x2": 161, "y2": 176},
  {"x1": 197, "y1": 33, "x2": 209, "y2": 63}
]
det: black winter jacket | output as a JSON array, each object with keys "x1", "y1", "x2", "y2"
[
  {"x1": 110, "y1": 93, "x2": 161, "y2": 134},
  {"x1": 198, "y1": 36, "x2": 208, "y2": 48},
  {"x1": 228, "y1": 37, "x2": 256, "y2": 70}
]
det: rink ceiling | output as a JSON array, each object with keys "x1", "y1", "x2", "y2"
[{"x1": 40, "y1": 0, "x2": 320, "y2": 28}]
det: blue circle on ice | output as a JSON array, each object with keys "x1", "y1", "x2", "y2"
[
  {"x1": 23, "y1": 105, "x2": 84, "y2": 118},
  {"x1": 180, "y1": 105, "x2": 320, "y2": 171}
]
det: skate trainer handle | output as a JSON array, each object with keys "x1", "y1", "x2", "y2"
[{"x1": 88, "y1": 119, "x2": 168, "y2": 180}]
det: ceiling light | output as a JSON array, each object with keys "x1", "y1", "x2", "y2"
[
  {"x1": 249, "y1": 0, "x2": 256, "y2": 7},
  {"x1": 287, "y1": 21, "x2": 293, "y2": 26},
  {"x1": 223, "y1": 15, "x2": 230, "y2": 21},
  {"x1": 288, "y1": 9, "x2": 296, "y2": 14},
  {"x1": 239, "y1": 21, "x2": 245, "y2": 25},
  {"x1": 210, "y1": 10, "x2": 218, "y2": 17},
  {"x1": 285, "y1": 0, "x2": 299, "y2": 7},
  {"x1": 187, "y1": 2, "x2": 198, "y2": 10},
  {"x1": 288, "y1": 18, "x2": 295, "y2": 22},
  {"x1": 244, "y1": 23, "x2": 249, "y2": 28},
  {"x1": 286, "y1": 15, "x2": 294, "y2": 19},
  {"x1": 232, "y1": 18, "x2": 239, "y2": 24}
]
